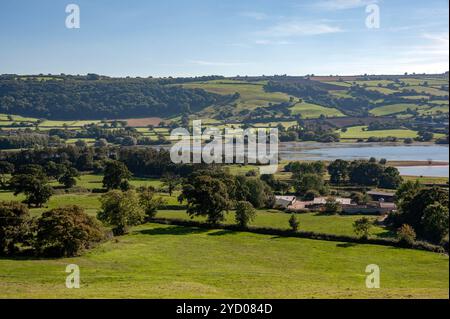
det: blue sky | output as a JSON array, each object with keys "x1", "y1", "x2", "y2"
[{"x1": 0, "y1": 0, "x2": 448, "y2": 76}]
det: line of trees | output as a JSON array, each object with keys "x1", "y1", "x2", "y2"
[
  {"x1": 327, "y1": 158, "x2": 402, "y2": 189},
  {"x1": 0, "y1": 144, "x2": 194, "y2": 178}
]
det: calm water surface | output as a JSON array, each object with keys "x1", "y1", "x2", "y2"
[
  {"x1": 279, "y1": 142, "x2": 449, "y2": 162},
  {"x1": 154, "y1": 142, "x2": 449, "y2": 177},
  {"x1": 279, "y1": 142, "x2": 449, "y2": 177}
]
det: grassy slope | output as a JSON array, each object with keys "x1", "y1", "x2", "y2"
[
  {"x1": 420, "y1": 105, "x2": 450, "y2": 115},
  {"x1": 183, "y1": 80, "x2": 345, "y2": 119},
  {"x1": 182, "y1": 80, "x2": 293, "y2": 110},
  {"x1": 0, "y1": 223, "x2": 447, "y2": 298},
  {"x1": 370, "y1": 104, "x2": 428, "y2": 116},
  {"x1": 366, "y1": 87, "x2": 399, "y2": 95},
  {"x1": 407, "y1": 86, "x2": 448, "y2": 97},
  {"x1": 338, "y1": 126, "x2": 419, "y2": 139},
  {"x1": 289, "y1": 102, "x2": 344, "y2": 119}
]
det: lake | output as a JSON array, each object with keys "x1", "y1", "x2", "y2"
[
  {"x1": 155, "y1": 141, "x2": 449, "y2": 177},
  {"x1": 279, "y1": 142, "x2": 449, "y2": 162},
  {"x1": 397, "y1": 166, "x2": 449, "y2": 178},
  {"x1": 279, "y1": 142, "x2": 449, "y2": 177}
]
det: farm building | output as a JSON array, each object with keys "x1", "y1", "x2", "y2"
[
  {"x1": 284, "y1": 196, "x2": 397, "y2": 215},
  {"x1": 342, "y1": 202, "x2": 397, "y2": 215},
  {"x1": 312, "y1": 197, "x2": 352, "y2": 205},
  {"x1": 275, "y1": 196, "x2": 297, "y2": 209},
  {"x1": 286, "y1": 197, "x2": 352, "y2": 212},
  {"x1": 367, "y1": 190, "x2": 396, "y2": 202}
]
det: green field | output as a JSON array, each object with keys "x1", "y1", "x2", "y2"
[
  {"x1": 429, "y1": 100, "x2": 449, "y2": 105},
  {"x1": 399, "y1": 78, "x2": 449, "y2": 86},
  {"x1": 338, "y1": 126, "x2": 419, "y2": 139},
  {"x1": 419, "y1": 105, "x2": 450, "y2": 115},
  {"x1": 0, "y1": 223, "x2": 447, "y2": 298},
  {"x1": 402, "y1": 175, "x2": 449, "y2": 185},
  {"x1": 407, "y1": 86, "x2": 449, "y2": 97},
  {"x1": 367, "y1": 87, "x2": 399, "y2": 95},
  {"x1": 370, "y1": 104, "x2": 428, "y2": 116},
  {"x1": 182, "y1": 80, "x2": 293, "y2": 111},
  {"x1": 38, "y1": 120, "x2": 102, "y2": 127},
  {"x1": 48, "y1": 174, "x2": 163, "y2": 191},
  {"x1": 252, "y1": 121, "x2": 298, "y2": 129},
  {"x1": 289, "y1": 102, "x2": 344, "y2": 119},
  {"x1": 156, "y1": 210, "x2": 388, "y2": 238}
]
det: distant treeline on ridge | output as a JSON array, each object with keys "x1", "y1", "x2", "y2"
[{"x1": 0, "y1": 75, "x2": 234, "y2": 120}]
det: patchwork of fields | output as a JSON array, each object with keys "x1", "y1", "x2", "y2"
[{"x1": 0, "y1": 75, "x2": 448, "y2": 299}]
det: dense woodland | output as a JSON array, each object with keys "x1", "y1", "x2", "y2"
[{"x1": 0, "y1": 76, "x2": 235, "y2": 119}]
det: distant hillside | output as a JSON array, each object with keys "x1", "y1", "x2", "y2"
[
  {"x1": 0, "y1": 74, "x2": 448, "y2": 122},
  {"x1": 0, "y1": 75, "x2": 234, "y2": 120}
]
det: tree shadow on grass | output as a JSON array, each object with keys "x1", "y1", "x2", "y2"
[
  {"x1": 207, "y1": 230, "x2": 238, "y2": 236},
  {"x1": 336, "y1": 242, "x2": 359, "y2": 248},
  {"x1": 269, "y1": 235, "x2": 288, "y2": 240},
  {"x1": 138, "y1": 226, "x2": 209, "y2": 236},
  {"x1": 0, "y1": 250, "x2": 71, "y2": 262},
  {"x1": 375, "y1": 230, "x2": 397, "y2": 239}
]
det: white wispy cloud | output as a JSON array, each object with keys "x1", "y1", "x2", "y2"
[
  {"x1": 257, "y1": 21, "x2": 343, "y2": 38},
  {"x1": 314, "y1": 0, "x2": 378, "y2": 10},
  {"x1": 422, "y1": 32, "x2": 449, "y2": 48},
  {"x1": 401, "y1": 33, "x2": 449, "y2": 58},
  {"x1": 365, "y1": 32, "x2": 449, "y2": 74}
]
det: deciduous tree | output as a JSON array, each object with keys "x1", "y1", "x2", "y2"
[{"x1": 98, "y1": 190, "x2": 145, "y2": 235}]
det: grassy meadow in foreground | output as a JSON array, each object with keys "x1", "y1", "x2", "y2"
[{"x1": 0, "y1": 223, "x2": 448, "y2": 299}]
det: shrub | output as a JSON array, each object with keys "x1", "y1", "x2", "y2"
[
  {"x1": 289, "y1": 214, "x2": 300, "y2": 232},
  {"x1": 353, "y1": 217, "x2": 372, "y2": 239},
  {"x1": 324, "y1": 198, "x2": 342, "y2": 215},
  {"x1": 34, "y1": 206, "x2": 104, "y2": 257},
  {"x1": 397, "y1": 224, "x2": 416, "y2": 245},
  {"x1": 0, "y1": 201, "x2": 33, "y2": 255},
  {"x1": 235, "y1": 201, "x2": 256, "y2": 228}
]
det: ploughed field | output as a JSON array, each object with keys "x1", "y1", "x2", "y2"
[{"x1": 0, "y1": 223, "x2": 448, "y2": 298}]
